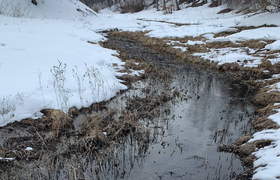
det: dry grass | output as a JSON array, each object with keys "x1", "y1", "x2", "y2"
[
  {"x1": 68, "y1": 106, "x2": 78, "y2": 118},
  {"x1": 233, "y1": 139, "x2": 272, "y2": 167},
  {"x1": 252, "y1": 91, "x2": 280, "y2": 106},
  {"x1": 107, "y1": 30, "x2": 276, "y2": 81},
  {"x1": 115, "y1": 59, "x2": 149, "y2": 86},
  {"x1": 254, "y1": 117, "x2": 279, "y2": 130},
  {"x1": 40, "y1": 109, "x2": 73, "y2": 138},
  {"x1": 257, "y1": 104, "x2": 280, "y2": 117},
  {"x1": 235, "y1": 136, "x2": 252, "y2": 146},
  {"x1": 238, "y1": 40, "x2": 272, "y2": 49},
  {"x1": 259, "y1": 58, "x2": 273, "y2": 69},
  {"x1": 235, "y1": 140, "x2": 272, "y2": 158},
  {"x1": 252, "y1": 104, "x2": 280, "y2": 130}
]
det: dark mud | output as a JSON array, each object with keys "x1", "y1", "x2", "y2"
[{"x1": 0, "y1": 36, "x2": 255, "y2": 180}]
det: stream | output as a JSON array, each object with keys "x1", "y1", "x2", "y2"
[
  {"x1": 101, "y1": 36, "x2": 255, "y2": 180},
  {"x1": 0, "y1": 36, "x2": 255, "y2": 180}
]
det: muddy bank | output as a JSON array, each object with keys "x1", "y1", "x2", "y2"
[{"x1": 0, "y1": 34, "x2": 256, "y2": 180}]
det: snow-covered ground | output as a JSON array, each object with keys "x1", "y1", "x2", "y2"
[
  {"x1": 0, "y1": 0, "x2": 142, "y2": 125},
  {"x1": 1, "y1": 0, "x2": 280, "y2": 179},
  {"x1": 249, "y1": 104, "x2": 280, "y2": 179}
]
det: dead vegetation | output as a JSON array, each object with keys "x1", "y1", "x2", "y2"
[
  {"x1": 252, "y1": 91, "x2": 280, "y2": 106},
  {"x1": 40, "y1": 109, "x2": 73, "y2": 138},
  {"x1": 107, "y1": 30, "x2": 279, "y2": 81},
  {"x1": 234, "y1": 139, "x2": 272, "y2": 167}
]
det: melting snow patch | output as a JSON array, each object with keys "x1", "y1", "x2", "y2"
[
  {"x1": 265, "y1": 40, "x2": 280, "y2": 51},
  {"x1": 267, "y1": 82, "x2": 280, "y2": 92},
  {"x1": 0, "y1": 157, "x2": 15, "y2": 161},
  {"x1": 194, "y1": 48, "x2": 262, "y2": 67},
  {"x1": 272, "y1": 74, "x2": 280, "y2": 79},
  {"x1": 173, "y1": 46, "x2": 188, "y2": 52},
  {"x1": 25, "y1": 147, "x2": 33, "y2": 151},
  {"x1": 186, "y1": 40, "x2": 205, "y2": 45},
  {"x1": 249, "y1": 106, "x2": 280, "y2": 180}
]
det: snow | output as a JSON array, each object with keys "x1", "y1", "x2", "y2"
[
  {"x1": 248, "y1": 105, "x2": 280, "y2": 180},
  {"x1": 0, "y1": 15, "x2": 128, "y2": 124},
  {"x1": 0, "y1": 0, "x2": 142, "y2": 126},
  {"x1": 25, "y1": 147, "x2": 33, "y2": 151},
  {"x1": 1, "y1": 0, "x2": 280, "y2": 178},
  {"x1": 267, "y1": 82, "x2": 280, "y2": 92},
  {"x1": 194, "y1": 48, "x2": 262, "y2": 67},
  {"x1": 173, "y1": 46, "x2": 188, "y2": 52},
  {"x1": 0, "y1": 0, "x2": 97, "y2": 19},
  {"x1": 214, "y1": 27, "x2": 280, "y2": 42},
  {"x1": 0, "y1": 157, "x2": 15, "y2": 161},
  {"x1": 265, "y1": 40, "x2": 280, "y2": 51}
]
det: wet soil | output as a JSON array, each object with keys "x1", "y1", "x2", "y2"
[{"x1": 0, "y1": 36, "x2": 256, "y2": 180}]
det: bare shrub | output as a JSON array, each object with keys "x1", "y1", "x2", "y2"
[
  {"x1": 120, "y1": 0, "x2": 145, "y2": 13},
  {"x1": 0, "y1": 95, "x2": 16, "y2": 121},
  {"x1": 226, "y1": 0, "x2": 280, "y2": 12},
  {"x1": 50, "y1": 60, "x2": 72, "y2": 112}
]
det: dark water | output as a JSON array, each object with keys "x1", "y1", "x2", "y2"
[
  {"x1": 0, "y1": 37, "x2": 254, "y2": 180},
  {"x1": 97, "y1": 36, "x2": 255, "y2": 180}
]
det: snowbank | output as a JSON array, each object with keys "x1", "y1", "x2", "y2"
[
  {"x1": 249, "y1": 105, "x2": 280, "y2": 180},
  {"x1": 0, "y1": 0, "x2": 97, "y2": 19},
  {"x1": 0, "y1": 0, "x2": 141, "y2": 126}
]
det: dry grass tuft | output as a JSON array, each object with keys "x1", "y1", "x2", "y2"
[
  {"x1": 235, "y1": 140, "x2": 272, "y2": 157},
  {"x1": 40, "y1": 109, "x2": 72, "y2": 138},
  {"x1": 68, "y1": 106, "x2": 78, "y2": 118},
  {"x1": 253, "y1": 104, "x2": 280, "y2": 130},
  {"x1": 234, "y1": 140, "x2": 272, "y2": 167},
  {"x1": 238, "y1": 40, "x2": 269, "y2": 49},
  {"x1": 252, "y1": 91, "x2": 280, "y2": 106},
  {"x1": 235, "y1": 136, "x2": 252, "y2": 146},
  {"x1": 259, "y1": 58, "x2": 273, "y2": 69},
  {"x1": 79, "y1": 129, "x2": 108, "y2": 152},
  {"x1": 256, "y1": 104, "x2": 280, "y2": 117},
  {"x1": 254, "y1": 117, "x2": 279, "y2": 130},
  {"x1": 206, "y1": 41, "x2": 237, "y2": 49}
]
